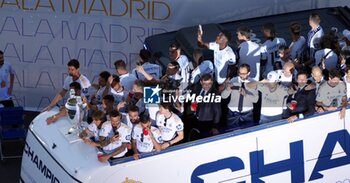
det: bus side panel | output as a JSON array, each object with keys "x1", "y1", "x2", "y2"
[
  {"x1": 101, "y1": 109, "x2": 350, "y2": 183},
  {"x1": 20, "y1": 130, "x2": 81, "y2": 183}
]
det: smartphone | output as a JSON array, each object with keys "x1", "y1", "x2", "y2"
[{"x1": 114, "y1": 130, "x2": 119, "y2": 137}]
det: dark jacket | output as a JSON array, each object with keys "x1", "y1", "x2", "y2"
[
  {"x1": 283, "y1": 85, "x2": 316, "y2": 119},
  {"x1": 193, "y1": 83, "x2": 222, "y2": 126}
]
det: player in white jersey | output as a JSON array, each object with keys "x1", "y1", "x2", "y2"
[
  {"x1": 79, "y1": 110, "x2": 106, "y2": 147},
  {"x1": 121, "y1": 105, "x2": 140, "y2": 132},
  {"x1": 289, "y1": 22, "x2": 306, "y2": 62},
  {"x1": 43, "y1": 59, "x2": 91, "y2": 112},
  {"x1": 132, "y1": 115, "x2": 162, "y2": 160},
  {"x1": 90, "y1": 71, "x2": 111, "y2": 106},
  {"x1": 169, "y1": 42, "x2": 190, "y2": 84},
  {"x1": 236, "y1": 26, "x2": 262, "y2": 81},
  {"x1": 198, "y1": 29, "x2": 236, "y2": 84},
  {"x1": 114, "y1": 59, "x2": 137, "y2": 92},
  {"x1": 132, "y1": 49, "x2": 161, "y2": 81},
  {"x1": 190, "y1": 49, "x2": 214, "y2": 84},
  {"x1": 109, "y1": 74, "x2": 129, "y2": 106},
  {"x1": 0, "y1": 50, "x2": 15, "y2": 107},
  {"x1": 307, "y1": 13, "x2": 324, "y2": 60},
  {"x1": 98, "y1": 110, "x2": 131, "y2": 162},
  {"x1": 155, "y1": 103, "x2": 184, "y2": 149},
  {"x1": 260, "y1": 23, "x2": 287, "y2": 79}
]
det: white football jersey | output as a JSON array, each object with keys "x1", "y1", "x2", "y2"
[
  {"x1": 87, "y1": 123, "x2": 100, "y2": 142},
  {"x1": 63, "y1": 74, "x2": 91, "y2": 97},
  {"x1": 238, "y1": 40, "x2": 261, "y2": 80},
  {"x1": 132, "y1": 124, "x2": 163, "y2": 153},
  {"x1": 156, "y1": 112, "x2": 184, "y2": 141},
  {"x1": 261, "y1": 37, "x2": 287, "y2": 78},
  {"x1": 99, "y1": 121, "x2": 131, "y2": 157},
  {"x1": 209, "y1": 42, "x2": 236, "y2": 84}
]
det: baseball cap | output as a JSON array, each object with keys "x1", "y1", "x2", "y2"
[
  {"x1": 267, "y1": 70, "x2": 280, "y2": 82},
  {"x1": 343, "y1": 29, "x2": 350, "y2": 41}
]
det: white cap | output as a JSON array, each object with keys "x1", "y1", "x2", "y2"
[
  {"x1": 343, "y1": 29, "x2": 350, "y2": 41},
  {"x1": 267, "y1": 70, "x2": 280, "y2": 82}
]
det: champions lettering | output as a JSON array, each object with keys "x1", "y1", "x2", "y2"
[
  {"x1": 24, "y1": 142, "x2": 60, "y2": 183},
  {"x1": 0, "y1": 0, "x2": 171, "y2": 20},
  {"x1": 191, "y1": 129, "x2": 350, "y2": 183}
]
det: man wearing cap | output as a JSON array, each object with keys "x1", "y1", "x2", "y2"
[
  {"x1": 197, "y1": 28, "x2": 237, "y2": 85},
  {"x1": 132, "y1": 49, "x2": 161, "y2": 81},
  {"x1": 247, "y1": 70, "x2": 290, "y2": 124}
]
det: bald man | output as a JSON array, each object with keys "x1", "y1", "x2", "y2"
[{"x1": 309, "y1": 66, "x2": 324, "y2": 94}]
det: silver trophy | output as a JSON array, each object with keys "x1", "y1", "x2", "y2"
[{"x1": 65, "y1": 89, "x2": 85, "y2": 135}]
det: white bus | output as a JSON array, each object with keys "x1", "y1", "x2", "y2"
[{"x1": 20, "y1": 107, "x2": 350, "y2": 183}]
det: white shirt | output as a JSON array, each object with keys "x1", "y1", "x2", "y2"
[
  {"x1": 0, "y1": 63, "x2": 15, "y2": 101},
  {"x1": 315, "y1": 48, "x2": 338, "y2": 70},
  {"x1": 132, "y1": 124, "x2": 163, "y2": 153},
  {"x1": 190, "y1": 60, "x2": 214, "y2": 84},
  {"x1": 156, "y1": 112, "x2": 184, "y2": 141},
  {"x1": 209, "y1": 42, "x2": 236, "y2": 84},
  {"x1": 344, "y1": 75, "x2": 350, "y2": 101},
  {"x1": 87, "y1": 123, "x2": 100, "y2": 142},
  {"x1": 289, "y1": 36, "x2": 306, "y2": 60},
  {"x1": 176, "y1": 55, "x2": 190, "y2": 83},
  {"x1": 258, "y1": 84, "x2": 289, "y2": 116},
  {"x1": 132, "y1": 62, "x2": 161, "y2": 80},
  {"x1": 110, "y1": 87, "x2": 128, "y2": 105},
  {"x1": 119, "y1": 73, "x2": 137, "y2": 92},
  {"x1": 261, "y1": 37, "x2": 287, "y2": 78},
  {"x1": 145, "y1": 104, "x2": 160, "y2": 125},
  {"x1": 238, "y1": 40, "x2": 261, "y2": 80},
  {"x1": 99, "y1": 121, "x2": 131, "y2": 157},
  {"x1": 63, "y1": 74, "x2": 91, "y2": 96}
]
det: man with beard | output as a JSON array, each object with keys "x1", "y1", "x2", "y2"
[
  {"x1": 122, "y1": 105, "x2": 140, "y2": 133},
  {"x1": 222, "y1": 64, "x2": 258, "y2": 130},
  {"x1": 98, "y1": 110, "x2": 131, "y2": 162},
  {"x1": 43, "y1": 59, "x2": 91, "y2": 112}
]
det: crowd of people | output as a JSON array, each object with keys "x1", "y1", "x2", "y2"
[
  {"x1": 1, "y1": 12, "x2": 350, "y2": 162},
  {"x1": 33, "y1": 12, "x2": 350, "y2": 161}
]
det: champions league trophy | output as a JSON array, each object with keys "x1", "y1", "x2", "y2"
[{"x1": 65, "y1": 89, "x2": 86, "y2": 135}]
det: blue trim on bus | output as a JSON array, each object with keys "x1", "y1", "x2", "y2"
[{"x1": 109, "y1": 107, "x2": 349, "y2": 165}]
